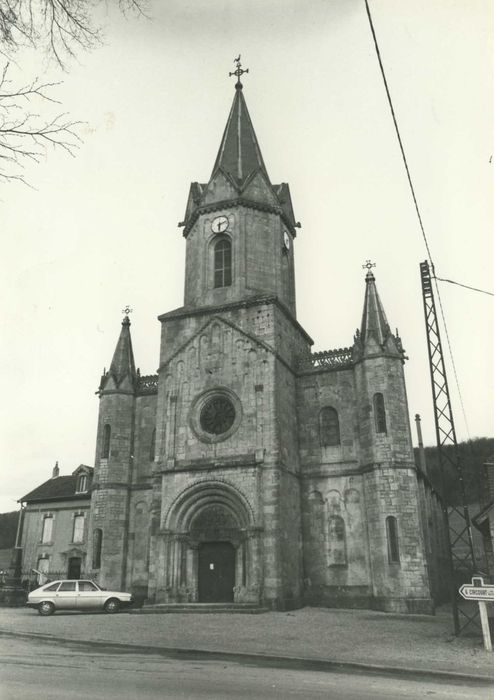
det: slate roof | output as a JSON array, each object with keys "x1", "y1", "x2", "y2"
[
  {"x1": 20, "y1": 466, "x2": 93, "y2": 503},
  {"x1": 212, "y1": 84, "x2": 269, "y2": 186}
]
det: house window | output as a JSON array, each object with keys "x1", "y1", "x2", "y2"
[
  {"x1": 373, "y1": 393, "x2": 387, "y2": 434},
  {"x1": 319, "y1": 407, "x2": 340, "y2": 447},
  {"x1": 76, "y1": 474, "x2": 87, "y2": 493},
  {"x1": 72, "y1": 514, "x2": 85, "y2": 544},
  {"x1": 37, "y1": 556, "x2": 50, "y2": 584},
  {"x1": 214, "y1": 239, "x2": 232, "y2": 288},
  {"x1": 93, "y1": 528, "x2": 103, "y2": 569},
  {"x1": 102, "y1": 424, "x2": 111, "y2": 458},
  {"x1": 149, "y1": 428, "x2": 156, "y2": 462},
  {"x1": 386, "y1": 516, "x2": 400, "y2": 564},
  {"x1": 41, "y1": 515, "x2": 53, "y2": 543}
]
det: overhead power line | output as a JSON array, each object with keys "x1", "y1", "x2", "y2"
[
  {"x1": 435, "y1": 277, "x2": 494, "y2": 298},
  {"x1": 364, "y1": 0, "x2": 471, "y2": 438}
]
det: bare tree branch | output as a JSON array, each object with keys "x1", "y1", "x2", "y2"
[
  {"x1": 0, "y1": 61, "x2": 81, "y2": 185},
  {"x1": 0, "y1": 0, "x2": 148, "y2": 68},
  {"x1": 0, "y1": 1, "x2": 148, "y2": 185}
]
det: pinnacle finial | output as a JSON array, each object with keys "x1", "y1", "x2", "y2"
[
  {"x1": 229, "y1": 54, "x2": 249, "y2": 89},
  {"x1": 122, "y1": 305, "x2": 133, "y2": 325},
  {"x1": 362, "y1": 259, "x2": 376, "y2": 281}
]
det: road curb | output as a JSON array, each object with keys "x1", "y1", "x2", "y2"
[{"x1": 1, "y1": 629, "x2": 493, "y2": 686}]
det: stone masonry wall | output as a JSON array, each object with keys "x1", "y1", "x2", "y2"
[{"x1": 363, "y1": 466, "x2": 431, "y2": 612}]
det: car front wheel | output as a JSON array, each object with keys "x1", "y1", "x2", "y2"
[
  {"x1": 38, "y1": 601, "x2": 55, "y2": 616},
  {"x1": 104, "y1": 598, "x2": 120, "y2": 614}
]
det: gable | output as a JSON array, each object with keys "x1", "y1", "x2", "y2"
[
  {"x1": 201, "y1": 169, "x2": 240, "y2": 205},
  {"x1": 240, "y1": 169, "x2": 279, "y2": 208},
  {"x1": 161, "y1": 315, "x2": 275, "y2": 372}
]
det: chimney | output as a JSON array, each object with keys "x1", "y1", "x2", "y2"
[
  {"x1": 52, "y1": 461, "x2": 60, "y2": 478},
  {"x1": 414, "y1": 414, "x2": 428, "y2": 476}
]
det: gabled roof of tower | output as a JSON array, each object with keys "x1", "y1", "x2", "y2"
[
  {"x1": 212, "y1": 83, "x2": 269, "y2": 185},
  {"x1": 360, "y1": 269, "x2": 391, "y2": 346},
  {"x1": 109, "y1": 316, "x2": 136, "y2": 380},
  {"x1": 99, "y1": 316, "x2": 137, "y2": 392},
  {"x1": 180, "y1": 81, "x2": 298, "y2": 237},
  {"x1": 355, "y1": 267, "x2": 405, "y2": 361}
]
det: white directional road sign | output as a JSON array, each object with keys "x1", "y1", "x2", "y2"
[{"x1": 459, "y1": 577, "x2": 494, "y2": 601}]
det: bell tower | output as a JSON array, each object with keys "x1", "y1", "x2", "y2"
[
  {"x1": 181, "y1": 58, "x2": 298, "y2": 315},
  {"x1": 151, "y1": 61, "x2": 310, "y2": 610}
]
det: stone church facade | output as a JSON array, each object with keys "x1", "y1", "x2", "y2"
[{"x1": 83, "y1": 76, "x2": 445, "y2": 614}]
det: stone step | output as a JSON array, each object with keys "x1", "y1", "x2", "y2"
[{"x1": 130, "y1": 602, "x2": 269, "y2": 615}]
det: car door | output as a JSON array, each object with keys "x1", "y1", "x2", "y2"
[
  {"x1": 54, "y1": 580, "x2": 77, "y2": 609},
  {"x1": 76, "y1": 580, "x2": 104, "y2": 610}
]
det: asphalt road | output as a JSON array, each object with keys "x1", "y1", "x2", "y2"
[{"x1": 1, "y1": 635, "x2": 492, "y2": 700}]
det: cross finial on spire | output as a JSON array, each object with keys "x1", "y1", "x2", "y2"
[
  {"x1": 229, "y1": 54, "x2": 249, "y2": 89},
  {"x1": 362, "y1": 260, "x2": 376, "y2": 281},
  {"x1": 122, "y1": 305, "x2": 133, "y2": 324}
]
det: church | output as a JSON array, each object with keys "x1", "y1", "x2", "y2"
[{"x1": 20, "y1": 65, "x2": 449, "y2": 613}]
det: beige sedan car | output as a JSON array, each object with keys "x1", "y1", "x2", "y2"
[{"x1": 27, "y1": 579, "x2": 133, "y2": 615}]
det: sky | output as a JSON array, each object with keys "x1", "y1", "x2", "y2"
[{"x1": 1, "y1": 0, "x2": 493, "y2": 514}]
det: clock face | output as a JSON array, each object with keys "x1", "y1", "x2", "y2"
[
  {"x1": 211, "y1": 215, "x2": 229, "y2": 234},
  {"x1": 283, "y1": 231, "x2": 290, "y2": 250},
  {"x1": 200, "y1": 396, "x2": 236, "y2": 435}
]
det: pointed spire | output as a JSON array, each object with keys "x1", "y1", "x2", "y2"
[
  {"x1": 212, "y1": 79, "x2": 269, "y2": 186},
  {"x1": 109, "y1": 315, "x2": 137, "y2": 384},
  {"x1": 360, "y1": 266, "x2": 391, "y2": 346},
  {"x1": 99, "y1": 313, "x2": 137, "y2": 393}
]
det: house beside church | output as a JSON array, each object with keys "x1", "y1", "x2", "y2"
[{"x1": 18, "y1": 68, "x2": 450, "y2": 612}]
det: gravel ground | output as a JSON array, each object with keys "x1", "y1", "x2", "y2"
[{"x1": 1, "y1": 605, "x2": 493, "y2": 678}]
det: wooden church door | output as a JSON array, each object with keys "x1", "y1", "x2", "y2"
[{"x1": 198, "y1": 542, "x2": 235, "y2": 603}]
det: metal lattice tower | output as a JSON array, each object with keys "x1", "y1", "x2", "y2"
[{"x1": 420, "y1": 260, "x2": 480, "y2": 635}]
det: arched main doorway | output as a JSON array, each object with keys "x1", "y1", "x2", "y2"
[{"x1": 159, "y1": 481, "x2": 261, "y2": 604}]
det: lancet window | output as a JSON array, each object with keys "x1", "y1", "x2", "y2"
[
  {"x1": 373, "y1": 393, "x2": 387, "y2": 434},
  {"x1": 101, "y1": 424, "x2": 111, "y2": 459},
  {"x1": 386, "y1": 516, "x2": 400, "y2": 564}
]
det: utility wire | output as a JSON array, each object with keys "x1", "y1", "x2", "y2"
[
  {"x1": 434, "y1": 277, "x2": 494, "y2": 298},
  {"x1": 364, "y1": 0, "x2": 471, "y2": 438},
  {"x1": 364, "y1": 0, "x2": 434, "y2": 267}
]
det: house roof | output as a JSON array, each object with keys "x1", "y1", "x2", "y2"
[{"x1": 20, "y1": 466, "x2": 93, "y2": 503}]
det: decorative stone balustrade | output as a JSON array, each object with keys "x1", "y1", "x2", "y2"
[
  {"x1": 137, "y1": 374, "x2": 159, "y2": 394},
  {"x1": 297, "y1": 347, "x2": 353, "y2": 372}
]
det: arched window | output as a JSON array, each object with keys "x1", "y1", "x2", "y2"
[
  {"x1": 373, "y1": 393, "x2": 387, "y2": 434},
  {"x1": 214, "y1": 239, "x2": 232, "y2": 288},
  {"x1": 386, "y1": 516, "x2": 400, "y2": 564},
  {"x1": 93, "y1": 528, "x2": 103, "y2": 569},
  {"x1": 319, "y1": 407, "x2": 340, "y2": 447},
  {"x1": 101, "y1": 424, "x2": 111, "y2": 459},
  {"x1": 149, "y1": 428, "x2": 156, "y2": 462},
  {"x1": 328, "y1": 515, "x2": 347, "y2": 566}
]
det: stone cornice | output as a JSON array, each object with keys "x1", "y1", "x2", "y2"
[
  {"x1": 158, "y1": 294, "x2": 313, "y2": 346},
  {"x1": 182, "y1": 197, "x2": 297, "y2": 238}
]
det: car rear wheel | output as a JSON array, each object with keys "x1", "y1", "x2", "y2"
[
  {"x1": 104, "y1": 598, "x2": 120, "y2": 614},
  {"x1": 38, "y1": 601, "x2": 55, "y2": 616}
]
